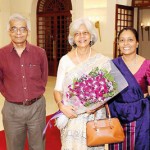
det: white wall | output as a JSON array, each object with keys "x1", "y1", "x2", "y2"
[
  {"x1": 139, "y1": 9, "x2": 150, "y2": 59},
  {"x1": 71, "y1": 0, "x2": 84, "y2": 19},
  {"x1": 105, "y1": 0, "x2": 116, "y2": 58},
  {"x1": 0, "y1": 0, "x2": 11, "y2": 46},
  {"x1": 83, "y1": 0, "x2": 115, "y2": 58},
  {"x1": 30, "y1": 0, "x2": 38, "y2": 44},
  {"x1": 84, "y1": 7, "x2": 108, "y2": 56}
]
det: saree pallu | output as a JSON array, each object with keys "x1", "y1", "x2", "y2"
[{"x1": 108, "y1": 57, "x2": 150, "y2": 150}]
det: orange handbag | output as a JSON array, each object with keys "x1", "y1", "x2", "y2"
[{"x1": 86, "y1": 104, "x2": 125, "y2": 146}]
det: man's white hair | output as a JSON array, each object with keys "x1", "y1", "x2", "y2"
[{"x1": 7, "y1": 13, "x2": 31, "y2": 31}]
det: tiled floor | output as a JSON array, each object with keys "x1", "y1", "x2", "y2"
[{"x1": 0, "y1": 76, "x2": 58, "y2": 131}]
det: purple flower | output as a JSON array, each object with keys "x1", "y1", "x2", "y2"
[{"x1": 66, "y1": 68, "x2": 117, "y2": 107}]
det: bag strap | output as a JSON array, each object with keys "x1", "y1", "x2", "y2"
[
  {"x1": 105, "y1": 103, "x2": 111, "y2": 118},
  {"x1": 94, "y1": 103, "x2": 111, "y2": 119},
  {"x1": 93, "y1": 103, "x2": 114, "y2": 129}
]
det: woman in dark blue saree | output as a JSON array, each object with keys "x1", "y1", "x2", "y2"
[{"x1": 108, "y1": 27, "x2": 150, "y2": 150}]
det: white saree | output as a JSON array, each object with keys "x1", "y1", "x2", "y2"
[{"x1": 55, "y1": 53, "x2": 111, "y2": 150}]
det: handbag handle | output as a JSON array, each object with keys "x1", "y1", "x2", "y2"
[
  {"x1": 94, "y1": 103, "x2": 111, "y2": 119},
  {"x1": 93, "y1": 103, "x2": 113, "y2": 129},
  {"x1": 105, "y1": 103, "x2": 111, "y2": 119}
]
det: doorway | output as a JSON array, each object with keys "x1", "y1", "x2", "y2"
[
  {"x1": 37, "y1": 0, "x2": 72, "y2": 76},
  {"x1": 114, "y1": 4, "x2": 134, "y2": 58}
]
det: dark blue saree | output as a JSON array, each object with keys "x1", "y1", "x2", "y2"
[{"x1": 108, "y1": 57, "x2": 150, "y2": 150}]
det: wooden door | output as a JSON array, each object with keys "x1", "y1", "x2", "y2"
[
  {"x1": 132, "y1": 0, "x2": 150, "y2": 7},
  {"x1": 114, "y1": 4, "x2": 134, "y2": 58},
  {"x1": 37, "y1": 0, "x2": 72, "y2": 76}
]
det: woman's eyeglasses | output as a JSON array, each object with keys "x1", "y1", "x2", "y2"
[{"x1": 74, "y1": 31, "x2": 89, "y2": 37}]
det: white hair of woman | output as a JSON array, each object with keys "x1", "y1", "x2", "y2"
[{"x1": 68, "y1": 17, "x2": 98, "y2": 48}]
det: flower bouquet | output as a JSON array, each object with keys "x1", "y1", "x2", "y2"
[
  {"x1": 66, "y1": 67, "x2": 118, "y2": 114},
  {"x1": 54, "y1": 61, "x2": 128, "y2": 129},
  {"x1": 43, "y1": 60, "x2": 128, "y2": 133}
]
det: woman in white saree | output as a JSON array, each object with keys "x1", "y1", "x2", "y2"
[{"x1": 54, "y1": 18, "x2": 110, "y2": 150}]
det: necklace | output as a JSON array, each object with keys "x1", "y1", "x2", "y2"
[
  {"x1": 76, "y1": 47, "x2": 91, "y2": 64},
  {"x1": 122, "y1": 54, "x2": 138, "y2": 67}
]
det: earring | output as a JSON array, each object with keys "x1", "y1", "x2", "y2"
[
  {"x1": 73, "y1": 42, "x2": 77, "y2": 48},
  {"x1": 89, "y1": 41, "x2": 94, "y2": 46}
]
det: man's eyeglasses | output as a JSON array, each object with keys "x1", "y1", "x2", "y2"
[{"x1": 10, "y1": 26, "x2": 28, "y2": 33}]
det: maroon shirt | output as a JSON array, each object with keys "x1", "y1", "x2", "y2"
[{"x1": 0, "y1": 42, "x2": 48, "y2": 102}]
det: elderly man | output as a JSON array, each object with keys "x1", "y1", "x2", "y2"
[{"x1": 0, "y1": 13, "x2": 48, "y2": 150}]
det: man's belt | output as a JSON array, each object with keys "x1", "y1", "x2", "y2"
[{"x1": 9, "y1": 95, "x2": 43, "y2": 106}]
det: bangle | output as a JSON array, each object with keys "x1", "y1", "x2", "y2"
[{"x1": 56, "y1": 100, "x2": 62, "y2": 105}]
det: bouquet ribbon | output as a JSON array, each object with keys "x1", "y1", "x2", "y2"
[{"x1": 42, "y1": 110, "x2": 62, "y2": 138}]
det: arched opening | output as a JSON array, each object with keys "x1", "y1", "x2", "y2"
[{"x1": 37, "y1": 0, "x2": 72, "y2": 76}]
